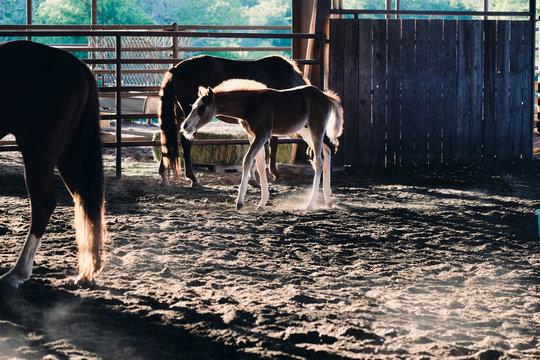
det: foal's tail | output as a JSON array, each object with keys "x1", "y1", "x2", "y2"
[
  {"x1": 158, "y1": 70, "x2": 181, "y2": 173},
  {"x1": 59, "y1": 65, "x2": 106, "y2": 284},
  {"x1": 325, "y1": 90, "x2": 344, "y2": 151}
]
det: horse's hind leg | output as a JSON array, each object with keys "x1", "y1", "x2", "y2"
[
  {"x1": 255, "y1": 144, "x2": 269, "y2": 210},
  {"x1": 268, "y1": 136, "x2": 280, "y2": 181},
  {"x1": 322, "y1": 143, "x2": 333, "y2": 206},
  {"x1": 0, "y1": 154, "x2": 56, "y2": 288},
  {"x1": 181, "y1": 134, "x2": 202, "y2": 188},
  {"x1": 298, "y1": 128, "x2": 323, "y2": 210}
]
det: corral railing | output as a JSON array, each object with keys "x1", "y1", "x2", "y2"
[
  {"x1": 0, "y1": 25, "x2": 325, "y2": 177},
  {"x1": 329, "y1": 8, "x2": 536, "y2": 167}
]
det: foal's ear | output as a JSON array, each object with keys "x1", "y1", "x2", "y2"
[
  {"x1": 198, "y1": 86, "x2": 208, "y2": 97},
  {"x1": 198, "y1": 86, "x2": 214, "y2": 99}
]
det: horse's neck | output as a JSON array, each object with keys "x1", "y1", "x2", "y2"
[{"x1": 215, "y1": 92, "x2": 251, "y2": 119}]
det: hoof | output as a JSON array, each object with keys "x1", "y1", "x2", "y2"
[
  {"x1": 236, "y1": 202, "x2": 244, "y2": 210},
  {"x1": 0, "y1": 273, "x2": 21, "y2": 289},
  {"x1": 73, "y1": 276, "x2": 97, "y2": 289},
  {"x1": 256, "y1": 205, "x2": 266, "y2": 212},
  {"x1": 191, "y1": 181, "x2": 204, "y2": 189}
]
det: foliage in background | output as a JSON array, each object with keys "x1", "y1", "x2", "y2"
[{"x1": 0, "y1": 0, "x2": 537, "y2": 56}]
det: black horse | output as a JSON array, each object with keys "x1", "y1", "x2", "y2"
[
  {"x1": 158, "y1": 55, "x2": 309, "y2": 187},
  {"x1": 0, "y1": 40, "x2": 105, "y2": 288}
]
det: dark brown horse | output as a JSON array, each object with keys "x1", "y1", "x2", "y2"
[
  {"x1": 182, "y1": 79, "x2": 344, "y2": 210},
  {"x1": 0, "y1": 40, "x2": 105, "y2": 288},
  {"x1": 159, "y1": 54, "x2": 309, "y2": 187}
]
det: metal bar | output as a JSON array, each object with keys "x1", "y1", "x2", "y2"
[
  {"x1": 100, "y1": 138, "x2": 306, "y2": 148},
  {"x1": 2, "y1": 138, "x2": 306, "y2": 151},
  {"x1": 85, "y1": 58, "x2": 321, "y2": 66},
  {"x1": 0, "y1": 24, "x2": 291, "y2": 31},
  {"x1": 25, "y1": 0, "x2": 31, "y2": 40},
  {"x1": 115, "y1": 35, "x2": 122, "y2": 178},
  {"x1": 0, "y1": 30, "x2": 322, "y2": 39},
  {"x1": 60, "y1": 46, "x2": 292, "y2": 52},
  {"x1": 330, "y1": 9, "x2": 531, "y2": 17}
]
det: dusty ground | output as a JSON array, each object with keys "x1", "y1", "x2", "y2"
[{"x1": 0, "y1": 149, "x2": 539, "y2": 360}]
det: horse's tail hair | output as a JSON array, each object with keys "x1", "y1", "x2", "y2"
[
  {"x1": 159, "y1": 70, "x2": 181, "y2": 173},
  {"x1": 69, "y1": 65, "x2": 106, "y2": 283},
  {"x1": 325, "y1": 89, "x2": 344, "y2": 152}
]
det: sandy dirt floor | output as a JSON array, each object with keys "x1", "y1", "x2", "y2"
[{"x1": 0, "y1": 148, "x2": 539, "y2": 360}]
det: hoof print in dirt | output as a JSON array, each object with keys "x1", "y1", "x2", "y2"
[
  {"x1": 284, "y1": 330, "x2": 337, "y2": 345},
  {"x1": 343, "y1": 328, "x2": 384, "y2": 345}
]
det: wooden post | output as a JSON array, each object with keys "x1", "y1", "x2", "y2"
[{"x1": 291, "y1": 0, "x2": 330, "y2": 163}]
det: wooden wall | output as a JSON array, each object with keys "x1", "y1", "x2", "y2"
[{"x1": 329, "y1": 19, "x2": 534, "y2": 167}]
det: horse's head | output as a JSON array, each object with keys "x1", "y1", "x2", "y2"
[{"x1": 181, "y1": 86, "x2": 216, "y2": 139}]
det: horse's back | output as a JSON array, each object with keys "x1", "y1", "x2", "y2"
[{"x1": 0, "y1": 41, "x2": 90, "y2": 132}]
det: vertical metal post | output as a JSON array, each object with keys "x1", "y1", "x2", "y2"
[
  {"x1": 484, "y1": 0, "x2": 489, "y2": 20},
  {"x1": 26, "y1": 0, "x2": 32, "y2": 40},
  {"x1": 386, "y1": 0, "x2": 392, "y2": 19},
  {"x1": 91, "y1": 0, "x2": 97, "y2": 25},
  {"x1": 396, "y1": 0, "x2": 400, "y2": 19},
  {"x1": 172, "y1": 22, "x2": 179, "y2": 60},
  {"x1": 319, "y1": 34, "x2": 326, "y2": 90},
  {"x1": 530, "y1": 0, "x2": 537, "y2": 159},
  {"x1": 115, "y1": 35, "x2": 122, "y2": 178}
]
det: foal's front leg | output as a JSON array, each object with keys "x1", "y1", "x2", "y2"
[{"x1": 236, "y1": 135, "x2": 268, "y2": 210}]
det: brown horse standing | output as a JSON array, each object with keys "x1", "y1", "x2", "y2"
[
  {"x1": 0, "y1": 40, "x2": 106, "y2": 288},
  {"x1": 159, "y1": 55, "x2": 309, "y2": 187}
]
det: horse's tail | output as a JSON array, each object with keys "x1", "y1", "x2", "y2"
[
  {"x1": 158, "y1": 70, "x2": 181, "y2": 173},
  {"x1": 324, "y1": 89, "x2": 344, "y2": 152},
  {"x1": 60, "y1": 65, "x2": 106, "y2": 283}
]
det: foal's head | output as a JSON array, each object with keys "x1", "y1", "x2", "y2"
[{"x1": 181, "y1": 86, "x2": 216, "y2": 139}]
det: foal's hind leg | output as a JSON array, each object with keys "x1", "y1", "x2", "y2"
[
  {"x1": 0, "y1": 153, "x2": 56, "y2": 288},
  {"x1": 298, "y1": 128, "x2": 324, "y2": 210},
  {"x1": 255, "y1": 144, "x2": 270, "y2": 210},
  {"x1": 322, "y1": 143, "x2": 333, "y2": 206}
]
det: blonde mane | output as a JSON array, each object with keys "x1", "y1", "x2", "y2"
[{"x1": 214, "y1": 79, "x2": 268, "y2": 93}]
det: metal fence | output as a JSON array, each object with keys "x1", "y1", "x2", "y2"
[{"x1": 0, "y1": 25, "x2": 325, "y2": 177}]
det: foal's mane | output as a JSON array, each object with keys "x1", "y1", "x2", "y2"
[{"x1": 213, "y1": 79, "x2": 268, "y2": 93}]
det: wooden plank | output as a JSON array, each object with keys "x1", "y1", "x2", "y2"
[
  {"x1": 456, "y1": 20, "x2": 472, "y2": 161},
  {"x1": 400, "y1": 19, "x2": 416, "y2": 166},
  {"x1": 343, "y1": 19, "x2": 361, "y2": 166},
  {"x1": 357, "y1": 19, "x2": 373, "y2": 166},
  {"x1": 414, "y1": 20, "x2": 429, "y2": 164},
  {"x1": 329, "y1": 19, "x2": 345, "y2": 166},
  {"x1": 428, "y1": 20, "x2": 443, "y2": 164},
  {"x1": 469, "y1": 21, "x2": 484, "y2": 160},
  {"x1": 442, "y1": 20, "x2": 457, "y2": 164},
  {"x1": 509, "y1": 21, "x2": 525, "y2": 159},
  {"x1": 386, "y1": 20, "x2": 401, "y2": 167},
  {"x1": 372, "y1": 19, "x2": 387, "y2": 166},
  {"x1": 495, "y1": 21, "x2": 511, "y2": 160},
  {"x1": 521, "y1": 21, "x2": 533, "y2": 159},
  {"x1": 483, "y1": 20, "x2": 497, "y2": 160}
]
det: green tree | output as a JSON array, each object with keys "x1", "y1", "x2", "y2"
[{"x1": 35, "y1": 0, "x2": 154, "y2": 25}]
